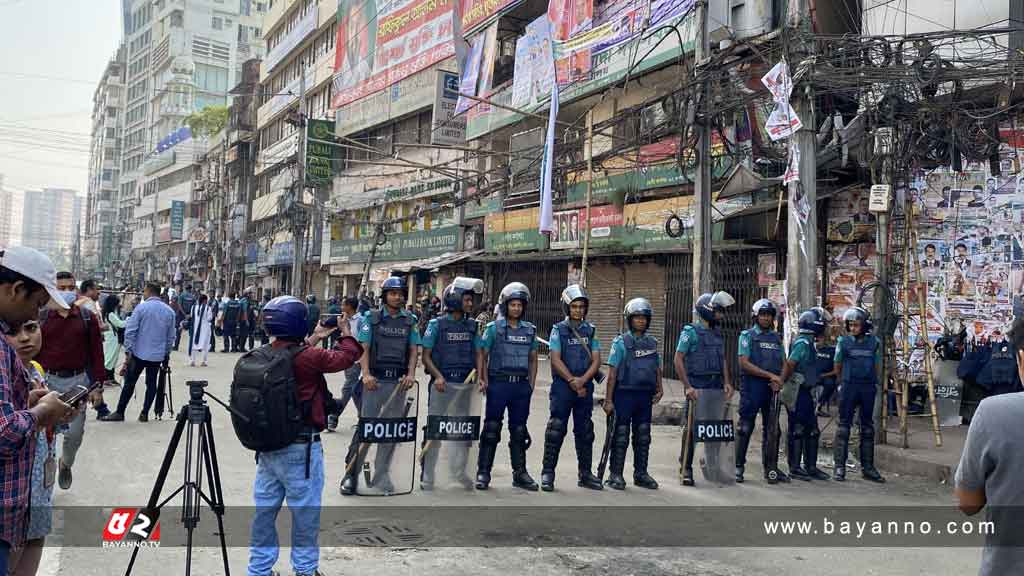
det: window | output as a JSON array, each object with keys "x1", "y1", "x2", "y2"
[
  {"x1": 103, "y1": 169, "x2": 113, "y2": 182},
  {"x1": 212, "y1": 17, "x2": 222, "y2": 30},
  {"x1": 106, "y1": 127, "x2": 116, "y2": 138},
  {"x1": 106, "y1": 107, "x2": 117, "y2": 118}
]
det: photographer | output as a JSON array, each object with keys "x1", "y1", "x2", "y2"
[{"x1": 243, "y1": 296, "x2": 362, "y2": 576}]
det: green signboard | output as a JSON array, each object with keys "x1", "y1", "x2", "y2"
[
  {"x1": 306, "y1": 119, "x2": 339, "y2": 187},
  {"x1": 170, "y1": 200, "x2": 185, "y2": 241},
  {"x1": 330, "y1": 226, "x2": 459, "y2": 262},
  {"x1": 484, "y1": 229, "x2": 548, "y2": 253},
  {"x1": 464, "y1": 193, "x2": 502, "y2": 220}
]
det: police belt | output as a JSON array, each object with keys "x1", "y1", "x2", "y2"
[
  {"x1": 372, "y1": 367, "x2": 406, "y2": 380},
  {"x1": 690, "y1": 373, "x2": 723, "y2": 388},
  {"x1": 440, "y1": 369, "x2": 473, "y2": 381},
  {"x1": 489, "y1": 373, "x2": 529, "y2": 384}
]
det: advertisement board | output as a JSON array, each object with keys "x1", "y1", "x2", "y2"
[
  {"x1": 431, "y1": 70, "x2": 467, "y2": 145},
  {"x1": 329, "y1": 226, "x2": 459, "y2": 262},
  {"x1": 484, "y1": 207, "x2": 547, "y2": 253}
]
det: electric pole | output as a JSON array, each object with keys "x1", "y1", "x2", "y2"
[
  {"x1": 691, "y1": 0, "x2": 713, "y2": 310},
  {"x1": 290, "y1": 70, "x2": 308, "y2": 297}
]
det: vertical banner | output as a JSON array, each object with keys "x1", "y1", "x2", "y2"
[
  {"x1": 539, "y1": 81, "x2": 559, "y2": 235},
  {"x1": 455, "y1": 33, "x2": 485, "y2": 114},
  {"x1": 477, "y1": 23, "x2": 500, "y2": 96}
]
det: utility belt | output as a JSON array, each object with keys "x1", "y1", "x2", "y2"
[
  {"x1": 688, "y1": 373, "x2": 723, "y2": 390},
  {"x1": 440, "y1": 369, "x2": 473, "y2": 382},
  {"x1": 372, "y1": 366, "x2": 407, "y2": 380},
  {"x1": 489, "y1": 372, "x2": 529, "y2": 385}
]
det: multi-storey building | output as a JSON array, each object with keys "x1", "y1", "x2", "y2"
[
  {"x1": 84, "y1": 45, "x2": 127, "y2": 284},
  {"x1": 116, "y1": 0, "x2": 266, "y2": 286},
  {"x1": 21, "y1": 188, "x2": 81, "y2": 272},
  {"x1": 0, "y1": 176, "x2": 14, "y2": 248},
  {"x1": 251, "y1": 0, "x2": 337, "y2": 296}
]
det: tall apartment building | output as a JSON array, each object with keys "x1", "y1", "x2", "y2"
[
  {"x1": 116, "y1": 0, "x2": 266, "y2": 286},
  {"x1": 251, "y1": 0, "x2": 337, "y2": 296},
  {"x1": 21, "y1": 188, "x2": 81, "y2": 272},
  {"x1": 84, "y1": 45, "x2": 127, "y2": 283},
  {"x1": 0, "y1": 176, "x2": 12, "y2": 248}
]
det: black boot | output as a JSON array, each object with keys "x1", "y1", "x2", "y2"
[
  {"x1": 540, "y1": 418, "x2": 566, "y2": 492},
  {"x1": 762, "y1": 442, "x2": 789, "y2": 484},
  {"x1": 859, "y1": 429, "x2": 886, "y2": 483},
  {"x1": 632, "y1": 423, "x2": 658, "y2": 489},
  {"x1": 575, "y1": 423, "x2": 603, "y2": 490},
  {"x1": 804, "y1": 432, "x2": 830, "y2": 481},
  {"x1": 734, "y1": 419, "x2": 754, "y2": 483},
  {"x1": 340, "y1": 472, "x2": 357, "y2": 495},
  {"x1": 605, "y1": 424, "x2": 629, "y2": 490},
  {"x1": 509, "y1": 425, "x2": 538, "y2": 491},
  {"x1": 833, "y1": 425, "x2": 850, "y2": 482},
  {"x1": 475, "y1": 421, "x2": 501, "y2": 490},
  {"x1": 788, "y1": 427, "x2": 810, "y2": 481}
]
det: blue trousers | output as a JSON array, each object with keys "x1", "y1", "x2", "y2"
[
  {"x1": 611, "y1": 388, "x2": 653, "y2": 428},
  {"x1": 549, "y1": 379, "x2": 593, "y2": 433},
  {"x1": 788, "y1": 387, "x2": 817, "y2": 436},
  {"x1": 738, "y1": 378, "x2": 772, "y2": 421},
  {"x1": 818, "y1": 377, "x2": 838, "y2": 406},
  {"x1": 839, "y1": 382, "x2": 876, "y2": 433},
  {"x1": 485, "y1": 375, "x2": 532, "y2": 427},
  {"x1": 248, "y1": 442, "x2": 324, "y2": 576}
]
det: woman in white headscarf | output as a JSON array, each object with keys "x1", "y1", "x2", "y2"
[{"x1": 190, "y1": 294, "x2": 214, "y2": 367}]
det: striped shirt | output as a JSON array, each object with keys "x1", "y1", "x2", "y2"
[{"x1": 0, "y1": 317, "x2": 39, "y2": 546}]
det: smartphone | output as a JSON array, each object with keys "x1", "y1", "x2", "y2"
[
  {"x1": 59, "y1": 382, "x2": 99, "y2": 406},
  {"x1": 320, "y1": 314, "x2": 342, "y2": 328}
]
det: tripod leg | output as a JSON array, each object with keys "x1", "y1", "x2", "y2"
[
  {"x1": 201, "y1": 417, "x2": 231, "y2": 576},
  {"x1": 125, "y1": 410, "x2": 188, "y2": 576}
]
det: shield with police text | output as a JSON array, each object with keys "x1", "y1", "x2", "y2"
[
  {"x1": 693, "y1": 387, "x2": 736, "y2": 484},
  {"x1": 350, "y1": 379, "x2": 419, "y2": 496},
  {"x1": 419, "y1": 371, "x2": 482, "y2": 490}
]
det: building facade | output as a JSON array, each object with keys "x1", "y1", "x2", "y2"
[{"x1": 21, "y1": 188, "x2": 81, "y2": 273}]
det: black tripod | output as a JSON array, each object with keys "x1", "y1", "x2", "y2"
[
  {"x1": 125, "y1": 380, "x2": 242, "y2": 576},
  {"x1": 154, "y1": 360, "x2": 174, "y2": 420}
]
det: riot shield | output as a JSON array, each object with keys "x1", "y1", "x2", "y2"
[
  {"x1": 349, "y1": 379, "x2": 419, "y2": 496},
  {"x1": 419, "y1": 372, "x2": 481, "y2": 490},
  {"x1": 692, "y1": 388, "x2": 736, "y2": 484},
  {"x1": 932, "y1": 360, "x2": 963, "y2": 427},
  {"x1": 764, "y1": 391, "x2": 783, "y2": 481}
]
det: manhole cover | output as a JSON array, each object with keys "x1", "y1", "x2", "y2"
[{"x1": 335, "y1": 522, "x2": 429, "y2": 546}]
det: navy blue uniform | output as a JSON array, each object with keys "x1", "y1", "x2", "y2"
[
  {"x1": 608, "y1": 333, "x2": 660, "y2": 427},
  {"x1": 836, "y1": 334, "x2": 880, "y2": 432},
  {"x1": 736, "y1": 326, "x2": 784, "y2": 475},
  {"x1": 481, "y1": 319, "x2": 538, "y2": 427},
  {"x1": 977, "y1": 341, "x2": 1020, "y2": 397}
]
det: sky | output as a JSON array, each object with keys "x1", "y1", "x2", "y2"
[{"x1": 0, "y1": 0, "x2": 121, "y2": 194}]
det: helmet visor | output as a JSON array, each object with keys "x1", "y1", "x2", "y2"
[
  {"x1": 710, "y1": 291, "x2": 736, "y2": 309},
  {"x1": 561, "y1": 284, "x2": 587, "y2": 306},
  {"x1": 812, "y1": 306, "x2": 833, "y2": 323},
  {"x1": 452, "y1": 277, "x2": 484, "y2": 295}
]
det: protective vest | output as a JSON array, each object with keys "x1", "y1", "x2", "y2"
[
  {"x1": 978, "y1": 342, "x2": 1018, "y2": 392},
  {"x1": 552, "y1": 320, "x2": 594, "y2": 385},
  {"x1": 489, "y1": 319, "x2": 535, "y2": 377},
  {"x1": 816, "y1": 345, "x2": 836, "y2": 387},
  {"x1": 743, "y1": 328, "x2": 784, "y2": 388},
  {"x1": 793, "y1": 335, "x2": 819, "y2": 389},
  {"x1": 431, "y1": 316, "x2": 477, "y2": 379},
  {"x1": 369, "y1": 310, "x2": 414, "y2": 379},
  {"x1": 618, "y1": 333, "x2": 658, "y2": 392},
  {"x1": 687, "y1": 324, "x2": 724, "y2": 389},
  {"x1": 223, "y1": 300, "x2": 241, "y2": 325},
  {"x1": 841, "y1": 335, "x2": 878, "y2": 387}
]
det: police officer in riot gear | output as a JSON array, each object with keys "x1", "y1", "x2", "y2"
[
  {"x1": 341, "y1": 276, "x2": 420, "y2": 496},
  {"x1": 476, "y1": 282, "x2": 540, "y2": 491},
  {"x1": 832, "y1": 306, "x2": 884, "y2": 483},
  {"x1": 735, "y1": 298, "x2": 787, "y2": 484},
  {"x1": 603, "y1": 298, "x2": 663, "y2": 490},
  {"x1": 541, "y1": 284, "x2": 604, "y2": 492},
  {"x1": 976, "y1": 331, "x2": 1021, "y2": 397},
  {"x1": 420, "y1": 277, "x2": 483, "y2": 490},
  {"x1": 816, "y1": 336, "x2": 838, "y2": 417},
  {"x1": 675, "y1": 291, "x2": 735, "y2": 486},
  {"x1": 780, "y1": 307, "x2": 832, "y2": 481}
]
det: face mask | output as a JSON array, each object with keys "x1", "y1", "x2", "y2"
[{"x1": 59, "y1": 291, "x2": 77, "y2": 306}]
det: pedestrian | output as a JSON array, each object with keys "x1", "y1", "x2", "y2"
[
  {"x1": 101, "y1": 282, "x2": 176, "y2": 423},
  {"x1": 326, "y1": 296, "x2": 364, "y2": 432},
  {"x1": 168, "y1": 296, "x2": 185, "y2": 352},
  {"x1": 36, "y1": 271, "x2": 107, "y2": 490},
  {"x1": 101, "y1": 294, "x2": 127, "y2": 385},
  {"x1": 5, "y1": 319, "x2": 57, "y2": 576},
  {"x1": 176, "y1": 285, "x2": 196, "y2": 353},
  {"x1": 779, "y1": 307, "x2": 833, "y2": 482},
  {"x1": 256, "y1": 293, "x2": 271, "y2": 346},
  {"x1": 209, "y1": 292, "x2": 220, "y2": 353},
  {"x1": 189, "y1": 294, "x2": 213, "y2": 367},
  {"x1": 244, "y1": 291, "x2": 259, "y2": 350},
  {"x1": 419, "y1": 277, "x2": 483, "y2": 490},
  {"x1": 956, "y1": 317, "x2": 1024, "y2": 576},
  {"x1": 541, "y1": 284, "x2": 604, "y2": 492},
  {"x1": 325, "y1": 297, "x2": 341, "y2": 349},
  {"x1": 237, "y1": 291, "x2": 252, "y2": 353},
  {"x1": 674, "y1": 291, "x2": 737, "y2": 487},
  {"x1": 305, "y1": 295, "x2": 320, "y2": 337},
  {"x1": 219, "y1": 292, "x2": 241, "y2": 352},
  {"x1": 340, "y1": 277, "x2": 420, "y2": 496},
  {"x1": 0, "y1": 246, "x2": 75, "y2": 574},
  {"x1": 831, "y1": 306, "x2": 885, "y2": 483},
  {"x1": 237, "y1": 296, "x2": 362, "y2": 576},
  {"x1": 815, "y1": 336, "x2": 838, "y2": 417},
  {"x1": 76, "y1": 279, "x2": 111, "y2": 419},
  {"x1": 735, "y1": 299, "x2": 787, "y2": 484},
  {"x1": 603, "y1": 297, "x2": 663, "y2": 490},
  {"x1": 475, "y1": 282, "x2": 539, "y2": 491}
]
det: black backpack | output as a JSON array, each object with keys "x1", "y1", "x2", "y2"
[{"x1": 230, "y1": 344, "x2": 307, "y2": 452}]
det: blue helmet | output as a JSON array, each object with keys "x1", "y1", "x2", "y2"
[
  {"x1": 443, "y1": 277, "x2": 484, "y2": 312},
  {"x1": 843, "y1": 306, "x2": 872, "y2": 333},
  {"x1": 624, "y1": 297, "x2": 653, "y2": 332},
  {"x1": 798, "y1": 307, "x2": 832, "y2": 335},
  {"x1": 380, "y1": 276, "x2": 407, "y2": 300},
  {"x1": 262, "y1": 296, "x2": 308, "y2": 339},
  {"x1": 751, "y1": 298, "x2": 777, "y2": 319},
  {"x1": 695, "y1": 291, "x2": 736, "y2": 326},
  {"x1": 498, "y1": 282, "x2": 530, "y2": 316}
]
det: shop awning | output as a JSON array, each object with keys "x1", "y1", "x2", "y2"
[{"x1": 385, "y1": 250, "x2": 485, "y2": 274}]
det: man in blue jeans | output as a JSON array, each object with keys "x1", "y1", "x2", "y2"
[{"x1": 248, "y1": 296, "x2": 361, "y2": 576}]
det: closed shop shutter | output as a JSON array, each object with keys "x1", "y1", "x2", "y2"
[
  {"x1": 585, "y1": 262, "x2": 625, "y2": 347},
  {"x1": 624, "y1": 260, "x2": 667, "y2": 347}
]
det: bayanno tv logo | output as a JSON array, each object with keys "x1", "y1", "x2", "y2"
[{"x1": 102, "y1": 508, "x2": 161, "y2": 548}]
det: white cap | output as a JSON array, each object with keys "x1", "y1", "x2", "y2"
[{"x1": 0, "y1": 246, "x2": 69, "y2": 310}]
